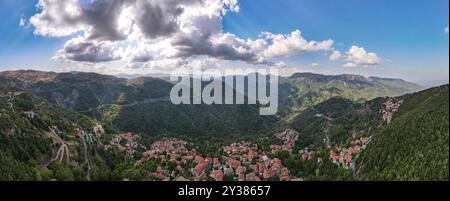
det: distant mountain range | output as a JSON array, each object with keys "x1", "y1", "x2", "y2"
[
  {"x1": 0, "y1": 70, "x2": 422, "y2": 110},
  {"x1": 278, "y1": 72, "x2": 423, "y2": 115},
  {"x1": 0, "y1": 70, "x2": 423, "y2": 137},
  {"x1": 0, "y1": 70, "x2": 447, "y2": 181}
]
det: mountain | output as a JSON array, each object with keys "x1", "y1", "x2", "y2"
[
  {"x1": 278, "y1": 73, "x2": 423, "y2": 115},
  {"x1": 356, "y1": 85, "x2": 449, "y2": 180},
  {"x1": 0, "y1": 70, "x2": 423, "y2": 138},
  {"x1": 0, "y1": 70, "x2": 421, "y2": 140},
  {"x1": 0, "y1": 70, "x2": 276, "y2": 140},
  {"x1": 282, "y1": 85, "x2": 448, "y2": 181},
  {"x1": 1, "y1": 70, "x2": 445, "y2": 181},
  {"x1": 0, "y1": 90, "x2": 128, "y2": 181},
  {"x1": 1, "y1": 70, "x2": 422, "y2": 110}
]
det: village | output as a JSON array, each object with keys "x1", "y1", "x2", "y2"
[
  {"x1": 329, "y1": 136, "x2": 372, "y2": 168},
  {"x1": 105, "y1": 128, "x2": 373, "y2": 181},
  {"x1": 41, "y1": 118, "x2": 375, "y2": 181},
  {"x1": 381, "y1": 98, "x2": 404, "y2": 124},
  {"x1": 104, "y1": 129, "x2": 303, "y2": 181}
]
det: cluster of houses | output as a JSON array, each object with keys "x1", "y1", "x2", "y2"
[
  {"x1": 106, "y1": 132, "x2": 147, "y2": 155},
  {"x1": 191, "y1": 155, "x2": 221, "y2": 181},
  {"x1": 133, "y1": 138, "x2": 197, "y2": 181},
  {"x1": 299, "y1": 147, "x2": 319, "y2": 162},
  {"x1": 107, "y1": 128, "x2": 373, "y2": 181},
  {"x1": 329, "y1": 136, "x2": 371, "y2": 168},
  {"x1": 271, "y1": 129, "x2": 299, "y2": 154},
  {"x1": 382, "y1": 98, "x2": 403, "y2": 123},
  {"x1": 130, "y1": 135, "x2": 300, "y2": 181},
  {"x1": 219, "y1": 140, "x2": 299, "y2": 181}
]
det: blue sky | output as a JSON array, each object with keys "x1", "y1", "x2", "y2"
[{"x1": 0, "y1": 0, "x2": 448, "y2": 85}]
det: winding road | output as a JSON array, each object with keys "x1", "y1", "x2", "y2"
[{"x1": 76, "y1": 97, "x2": 170, "y2": 113}]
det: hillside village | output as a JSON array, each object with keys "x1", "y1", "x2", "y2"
[
  {"x1": 382, "y1": 98, "x2": 404, "y2": 124},
  {"x1": 105, "y1": 128, "x2": 373, "y2": 181},
  {"x1": 38, "y1": 94, "x2": 390, "y2": 182}
]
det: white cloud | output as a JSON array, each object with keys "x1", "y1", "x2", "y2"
[
  {"x1": 329, "y1": 50, "x2": 342, "y2": 61},
  {"x1": 30, "y1": 0, "x2": 255, "y2": 64},
  {"x1": 273, "y1": 61, "x2": 287, "y2": 68},
  {"x1": 342, "y1": 62, "x2": 358, "y2": 68},
  {"x1": 261, "y1": 30, "x2": 334, "y2": 58},
  {"x1": 30, "y1": 0, "x2": 86, "y2": 37},
  {"x1": 54, "y1": 36, "x2": 122, "y2": 63},
  {"x1": 445, "y1": 26, "x2": 449, "y2": 34},
  {"x1": 343, "y1": 45, "x2": 381, "y2": 68},
  {"x1": 29, "y1": 0, "x2": 340, "y2": 74}
]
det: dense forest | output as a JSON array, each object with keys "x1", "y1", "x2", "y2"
[
  {"x1": 357, "y1": 85, "x2": 449, "y2": 180},
  {"x1": 0, "y1": 71, "x2": 447, "y2": 181}
]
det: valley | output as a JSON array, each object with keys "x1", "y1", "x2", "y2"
[{"x1": 0, "y1": 70, "x2": 447, "y2": 181}]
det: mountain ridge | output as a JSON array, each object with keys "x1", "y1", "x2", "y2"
[
  {"x1": 0, "y1": 69, "x2": 447, "y2": 181},
  {"x1": 0, "y1": 69, "x2": 423, "y2": 84},
  {"x1": 0, "y1": 70, "x2": 425, "y2": 138}
]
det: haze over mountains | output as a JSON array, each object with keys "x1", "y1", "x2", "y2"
[
  {"x1": 0, "y1": 70, "x2": 447, "y2": 181},
  {"x1": 0, "y1": 70, "x2": 423, "y2": 134},
  {"x1": 0, "y1": 70, "x2": 423, "y2": 111}
]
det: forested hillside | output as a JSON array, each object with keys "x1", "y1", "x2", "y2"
[
  {"x1": 280, "y1": 85, "x2": 449, "y2": 181},
  {"x1": 278, "y1": 73, "x2": 422, "y2": 115},
  {"x1": 0, "y1": 71, "x2": 446, "y2": 181},
  {"x1": 357, "y1": 85, "x2": 449, "y2": 181},
  {"x1": 0, "y1": 91, "x2": 131, "y2": 181}
]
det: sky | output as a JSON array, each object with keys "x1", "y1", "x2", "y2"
[{"x1": 0, "y1": 0, "x2": 448, "y2": 85}]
